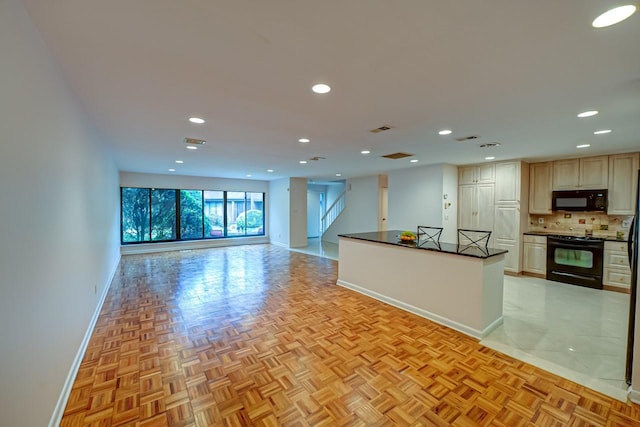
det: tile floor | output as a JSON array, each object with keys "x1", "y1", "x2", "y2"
[
  {"x1": 297, "y1": 239, "x2": 631, "y2": 401},
  {"x1": 482, "y1": 275, "x2": 630, "y2": 402},
  {"x1": 288, "y1": 237, "x2": 339, "y2": 260}
]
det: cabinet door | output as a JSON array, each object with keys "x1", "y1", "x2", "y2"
[
  {"x1": 476, "y1": 184, "x2": 495, "y2": 232},
  {"x1": 580, "y1": 156, "x2": 608, "y2": 189},
  {"x1": 529, "y1": 162, "x2": 553, "y2": 214},
  {"x1": 477, "y1": 163, "x2": 496, "y2": 184},
  {"x1": 608, "y1": 152, "x2": 639, "y2": 215},
  {"x1": 458, "y1": 185, "x2": 476, "y2": 229},
  {"x1": 494, "y1": 205, "x2": 519, "y2": 241},
  {"x1": 459, "y1": 166, "x2": 477, "y2": 185},
  {"x1": 553, "y1": 159, "x2": 579, "y2": 190},
  {"x1": 523, "y1": 243, "x2": 547, "y2": 275},
  {"x1": 494, "y1": 204, "x2": 521, "y2": 272},
  {"x1": 494, "y1": 239, "x2": 518, "y2": 272},
  {"x1": 495, "y1": 162, "x2": 520, "y2": 204}
]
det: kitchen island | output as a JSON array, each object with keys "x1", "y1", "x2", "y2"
[{"x1": 338, "y1": 230, "x2": 507, "y2": 339}]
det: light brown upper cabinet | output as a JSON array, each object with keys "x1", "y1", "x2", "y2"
[
  {"x1": 458, "y1": 163, "x2": 495, "y2": 185},
  {"x1": 553, "y1": 156, "x2": 608, "y2": 190},
  {"x1": 608, "y1": 152, "x2": 639, "y2": 215},
  {"x1": 495, "y1": 161, "x2": 521, "y2": 204},
  {"x1": 529, "y1": 162, "x2": 553, "y2": 214},
  {"x1": 458, "y1": 182, "x2": 495, "y2": 231}
]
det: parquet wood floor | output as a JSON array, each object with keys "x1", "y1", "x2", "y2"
[{"x1": 60, "y1": 244, "x2": 640, "y2": 426}]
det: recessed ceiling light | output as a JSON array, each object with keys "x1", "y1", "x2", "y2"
[
  {"x1": 188, "y1": 117, "x2": 205, "y2": 124},
  {"x1": 298, "y1": 138, "x2": 310, "y2": 143},
  {"x1": 410, "y1": 159, "x2": 419, "y2": 163},
  {"x1": 186, "y1": 145, "x2": 198, "y2": 150},
  {"x1": 576, "y1": 144, "x2": 591, "y2": 148},
  {"x1": 246, "y1": 174, "x2": 252, "y2": 177},
  {"x1": 336, "y1": 173, "x2": 342, "y2": 177},
  {"x1": 594, "y1": 129, "x2": 612, "y2": 135},
  {"x1": 267, "y1": 169, "x2": 274, "y2": 173},
  {"x1": 175, "y1": 160, "x2": 184, "y2": 164},
  {"x1": 361, "y1": 150, "x2": 371, "y2": 154},
  {"x1": 592, "y1": 5, "x2": 637, "y2": 28},
  {"x1": 485, "y1": 156, "x2": 495, "y2": 160},
  {"x1": 299, "y1": 160, "x2": 307, "y2": 164},
  {"x1": 312, "y1": 83, "x2": 331, "y2": 94},
  {"x1": 577, "y1": 110, "x2": 598, "y2": 118},
  {"x1": 438, "y1": 129, "x2": 452, "y2": 135},
  {"x1": 168, "y1": 168, "x2": 176, "y2": 172}
]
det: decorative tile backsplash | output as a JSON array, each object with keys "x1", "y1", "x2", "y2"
[{"x1": 528, "y1": 212, "x2": 634, "y2": 239}]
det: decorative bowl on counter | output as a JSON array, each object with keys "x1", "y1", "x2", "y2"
[{"x1": 398, "y1": 231, "x2": 417, "y2": 242}]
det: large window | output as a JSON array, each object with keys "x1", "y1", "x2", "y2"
[
  {"x1": 204, "y1": 191, "x2": 224, "y2": 237},
  {"x1": 226, "y1": 192, "x2": 264, "y2": 236},
  {"x1": 122, "y1": 188, "x2": 150, "y2": 242},
  {"x1": 180, "y1": 190, "x2": 204, "y2": 239},
  {"x1": 151, "y1": 189, "x2": 176, "y2": 241},
  {"x1": 121, "y1": 187, "x2": 265, "y2": 243}
]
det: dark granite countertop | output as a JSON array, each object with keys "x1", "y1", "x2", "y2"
[
  {"x1": 338, "y1": 230, "x2": 508, "y2": 259},
  {"x1": 523, "y1": 231, "x2": 628, "y2": 242}
]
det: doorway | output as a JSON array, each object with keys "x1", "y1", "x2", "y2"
[{"x1": 307, "y1": 189, "x2": 323, "y2": 238}]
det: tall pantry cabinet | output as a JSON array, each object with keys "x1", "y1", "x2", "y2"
[
  {"x1": 458, "y1": 164, "x2": 495, "y2": 234},
  {"x1": 492, "y1": 161, "x2": 529, "y2": 273},
  {"x1": 458, "y1": 161, "x2": 529, "y2": 273}
]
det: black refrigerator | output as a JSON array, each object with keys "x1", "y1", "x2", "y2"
[{"x1": 625, "y1": 169, "x2": 640, "y2": 385}]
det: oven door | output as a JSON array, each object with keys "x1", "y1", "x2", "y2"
[{"x1": 546, "y1": 238, "x2": 604, "y2": 289}]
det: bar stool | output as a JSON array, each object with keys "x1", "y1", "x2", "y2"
[
  {"x1": 417, "y1": 226, "x2": 443, "y2": 243},
  {"x1": 457, "y1": 229, "x2": 491, "y2": 248}
]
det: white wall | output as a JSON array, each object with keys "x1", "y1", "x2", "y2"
[
  {"x1": 324, "y1": 176, "x2": 380, "y2": 244},
  {"x1": 0, "y1": 1, "x2": 121, "y2": 425},
  {"x1": 120, "y1": 172, "x2": 268, "y2": 193},
  {"x1": 289, "y1": 178, "x2": 307, "y2": 248},
  {"x1": 388, "y1": 164, "x2": 444, "y2": 234},
  {"x1": 441, "y1": 164, "x2": 459, "y2": 243},
  {"x1": 326, "y1": 181, "x2": 346, "y2": 209},
  {"x1": 268, "y1": 178, "x2": 290, "y2": 246},
  {"x1": 307, "y1": 190, "x2": 321, "y2": 237}
]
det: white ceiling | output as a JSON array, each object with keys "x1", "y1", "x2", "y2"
[{"x1": 23, "y1": 0, "x2": 640, "y2": 181}]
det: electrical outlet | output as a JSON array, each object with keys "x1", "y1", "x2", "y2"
[{"x1": 537, "y1": 217, "x2": 544, "y2": 224}]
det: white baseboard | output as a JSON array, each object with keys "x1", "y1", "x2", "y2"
[
  {"x1": 269, "y1": 241, "x2": 289, "y2": 248},
  {"x1": 48, "y1": 255, "x2": 121, "y2": 427},
  {"x1": 336, "y1": 279, "x2": 497, "y2": 340},
  {"x1": 121, "y1": 237, "x2": 269, "y2": 255},
  {"x1": 630, "y1": 385, "x2": 640, "y2": 404}
]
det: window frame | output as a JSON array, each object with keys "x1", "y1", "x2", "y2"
[{"x1": 120, "y1": 187, "x2": 265, "y2": 244}]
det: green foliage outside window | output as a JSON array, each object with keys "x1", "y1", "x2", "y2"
[
  {"x1": 122, "y1": 188, "x2": 150, "y2": 242},
  {"x1": 121, "y1": 187, "x2": 263, "y2": 243},
  {"x1": 151, "y1": 189, "x2": 176, "y2": 240},
  {"x1": 180, "y1": 190, "x2": 206, "y2": 239},
  {"x1": 236, "y1": 209, "x2": 263, "y2": 231}
]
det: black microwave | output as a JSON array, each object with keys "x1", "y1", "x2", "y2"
[{"x1": 551, "y1": 189, "x2": 608, "y2": 212}]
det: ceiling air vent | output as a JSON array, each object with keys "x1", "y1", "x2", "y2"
[
  {"x1": 370, "y1": 125, "x2": 393, "y2": 133},
  {"x1": 184, "y1": 137, "x2": 206, "y2": 145},
  {"x1": 309, "y1": 156, "x2": 326, "y2": 161},
  {"x1": 381, "y1": 152, "x2": 413, "y2": 160},
  {"x1": 455, "y1": 135, "x2": 480, "y2": 142},
  {"x1": 480, "y1": 142, "x2": 501, "y2": 148}
]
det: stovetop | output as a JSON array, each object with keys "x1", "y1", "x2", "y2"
[
  {"x1": 547, "y1": 235, "x2": 605, "y2": 242},
  {"x1": 524, "y1": 231, "x2": 627, "y2": 242}
]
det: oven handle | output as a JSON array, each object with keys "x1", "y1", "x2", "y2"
[
  {"x1": 548, "y1": 241, "x2": 603, "y2": 250},
  {"x1": 629, "y1": 216, "x2": 635, "y2": 266}
]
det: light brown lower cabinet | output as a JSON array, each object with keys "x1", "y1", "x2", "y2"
[
  {"x1": 523, "y1": 235, "x2": 546, "y2": 277},
  {"x1": 603, "y1": 241, "x2": 631, "y2": 292}
]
